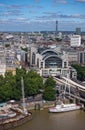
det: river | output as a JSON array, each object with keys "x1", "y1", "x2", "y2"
[{"x1": 10, "y1": 109, "x2": 85, "y2": 130}]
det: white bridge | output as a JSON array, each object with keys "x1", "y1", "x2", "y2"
[{"x1": 53, "y1": 76, "x2": 85, "y2": 102}]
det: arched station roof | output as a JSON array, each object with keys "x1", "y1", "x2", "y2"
[
  {"x1": 41, "y1": 49, "x2": 62, "y2": 60},
  {"x1": 41, "y1": 49, "x2": 58, "y2": 56}
]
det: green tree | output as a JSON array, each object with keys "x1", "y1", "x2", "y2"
[
  {"x1": 43, "y1": 86, "x2": 56, "y2": 101},
  {"x1": 43, "y1": 77, "x2": 56, "y2": 101},
  {"x1": 0, "y1": 71, "x2": 22, "y2": 102},
  {"x1": 16, "y1": 68, "x2": 26, "y2": 91},
  {"x1": 25, "y1": 70, "x2": 43, "y2": 96},
  {"x1": 71, "y1": 64, "x2": 85, "y2": 81},
  {"x1": 44, "y1": 77, "x2": 56, "y2": 88},
  {"x1": 25, "y1": 78, "x2": 39, "y2": 96},
  {"x1": 0, "y1": 75, "x2": 5, "y2": 86},
  {"x1": 0, "y1": 69, "x2": 43, "y2": 102},
  {"x1": 21, "y1": 47, "x2": 28, "y2": 52},
  {"x1": 5, "y1": 72, "x2": 18, "y2": 100},
  {"x1": 5, "y1": 44, "x2": 10, "y2": 48},
  {"x1": 0, "y1": 81, "x2": 12, "y2": 102}
]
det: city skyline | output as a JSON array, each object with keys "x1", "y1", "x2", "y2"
[{"x1": 0, "y1": 0, "x2": 85, "y2": 32}]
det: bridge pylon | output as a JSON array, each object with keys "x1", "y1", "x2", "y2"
[{"x1": 75, "y1": 86, "x2": 80, "y2": 104}]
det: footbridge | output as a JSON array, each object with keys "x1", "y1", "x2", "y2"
[{"x1": 53, "y1": 76, "x2": 85, "y2": 102}]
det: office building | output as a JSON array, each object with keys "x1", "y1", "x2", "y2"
[
  {"x1": 78, "y1": 51, "x2": 85, "y2": 65},
  {"x1": 76, "y1": 28, "x2": 81, "y2": 35},
  {"x1": 70, "y1": 35, "x2": 81, "y2": 47}
]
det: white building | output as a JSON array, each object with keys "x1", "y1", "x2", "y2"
[
  {"x1": 70, "y1": 35, "x2": 81, "y2": 47},
  {"x1": 0, "y1": 57, "x2": 6, "y2": 76},
  {"x1": 57, "y1": 32, "x2": 62, "y2": 39},
  {"x1": 30, "y1": 47, "x2": 70, "y2": 77},
  {"x1": 29, "y1": 46, "x2": 78, "y2": 78}
]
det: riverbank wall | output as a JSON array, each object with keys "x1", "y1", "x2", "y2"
[
  {"x1": 26, "y1": 98, "x2": 71, "y2": 110},
  {"x1": 27, "y1": 101, "x2": 55, "y2": 110}
]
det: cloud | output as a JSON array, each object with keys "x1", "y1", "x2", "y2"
[
  {"x1": 34, "y1": 0, "x2": 40, "y2": 2},
  {"x1": 0, "y1": 19, "x2": 85, "y2": 32},
  {"x1": 0, "y1": 3, "x2": 26, "y2": 9},
  {"x1": 36, "y1": 12, "x2": 85, "y2": 21},
  {"x1": 0, "y1": 3, "x2": 5, "y2": 7},
  {"x1": 76, "y1": 0, "x2": 85, "y2": 2},
  {"x1": 7, "y1": 5, "x2": 24, "y2": 9},
  {"x1": 53, "y1": 0, "x2": 68, "y2": 4},
  {"x1": 8, "y1": 10, "x2": 24, "y2": 16},
  {"x1": 0, "y1": 3, "x2": 25, "y2": 17},
  {"x1": 16, "y1": 18, "x2": 29, "y2": 22},
  {"x1": 0, "y1": 17, "x2": 30, "y2": 25},
  {"x1": 0, "y1": 10, "x2": 24, "y2": 17},
  {"x1": 0, "y1": 19, "x2": 10, "y2": 24},
  {"x1": 43, "y1": 12, "x2": 57, "y2": 15},
  {"x1": 36, "y1": 5, "x2": 43, "y2": 8},
  {"x1": 27, "y1": 5, "x2": 43, "y2": 9},
  {"x1": 27, "y1": 5, "x2": 34, "y2": 9},
  {"x1": 59, "y1": 14, "x2": 85, "y2": 19}
]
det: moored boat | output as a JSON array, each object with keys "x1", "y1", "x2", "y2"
[
  {"x1": 0, "y1": 113, "x2": 8, "y2": 118},
  {"x1": 49, "y1": 103, "x2": 83, "y2": 113}
]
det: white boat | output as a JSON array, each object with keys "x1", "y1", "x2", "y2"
[
  {"x1": 0, "y1": 113, "x2": 8, "y2": 117},
  {"x1": 7, "y1": 112, "x2": 16, "y2": 118},
  {"x1": 0, "y1": 111, "x2": 16, "y2": 118},
  {"x1": 49, "y1": 103, "x2": 82, "y2": 113}
]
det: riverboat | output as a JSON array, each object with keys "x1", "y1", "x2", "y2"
[
  {"x1": 49, "y1": 103, "x2": 83, "y2": 113},
  {"x1": 0, "y1": 111, "x2": 16, "y2": 118},
  {"x1": 0, "y1": 104, "x2": 16, "y2": 118}
]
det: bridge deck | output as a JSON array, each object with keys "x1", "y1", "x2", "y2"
[{"x1": 53, "y1": 76, "x2": 85, "y2": 102}]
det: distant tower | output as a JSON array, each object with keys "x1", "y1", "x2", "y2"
[
  {"x1": 76, "y1": 28, "x2": 81, "y2": 35},
  {"x1": 56, "y1": 21, "x2": 58, "y2": 34}
]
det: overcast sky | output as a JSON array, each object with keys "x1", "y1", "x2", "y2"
[{"x1": 0, "y1": 0, "x2": 85, "y2": 32}]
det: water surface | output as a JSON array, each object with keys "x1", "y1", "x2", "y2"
[{"x1": 11, "y1": 109, "x2": 85, "y2": 130}]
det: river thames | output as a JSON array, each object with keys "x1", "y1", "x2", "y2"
[{"x1": 11, "y1": 109, "x2": 85, "y2": 130}]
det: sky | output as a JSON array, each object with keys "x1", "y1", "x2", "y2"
[{"x1": 0, "y1": 0, "x2": 85, "y2": 32}]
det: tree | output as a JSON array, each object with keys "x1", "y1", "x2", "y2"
[
  {"x1": 0, "y1": 75, "x2": 5, "y2": 86},
  {"x1": 5, "y1": 44, "x2": 10, "y2": 48},
  {"x1": 16, "y1": 68, "x2": 26, "y2": 91},
  {"x1": 71, "y1": 64, "x2": 85, "y2": 81},
  {"x1": 0, "y1": 70, "x2": 22, "y2": 102},
  {"x1": 24, "y1": 70, "x2": 43, "y2": 96},
  {"x1": 5, "y1": 71, "x2": 19, "y2": 100},
  {"x1": 0, "y1": 69, "x2": 43, "y2": 102},
  {"x1": 56, "y1": 38, "x2": 62, "y2": 42},
  {"x1": 21, "y1": 47, "x2": 28, "y2": 52},
  {"x1": 25, "y1": 78, "x2": 38, "y2": 96},
  {"x1": 44, "y1": 77, "x2": 56, "y2": 88},
  {"x1": 43, "y1": 86, "x2": 56, "y2": 101},
  {"x1": 0, "y1": 73, "x2": 13, "y2": 102},
  {"x1": 43, "y1": 77, "x2": 56, "y2": 101}
]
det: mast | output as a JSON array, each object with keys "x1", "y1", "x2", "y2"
[{"x1": 21, "y1": 77, "x2": 28, "y2": 115}]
